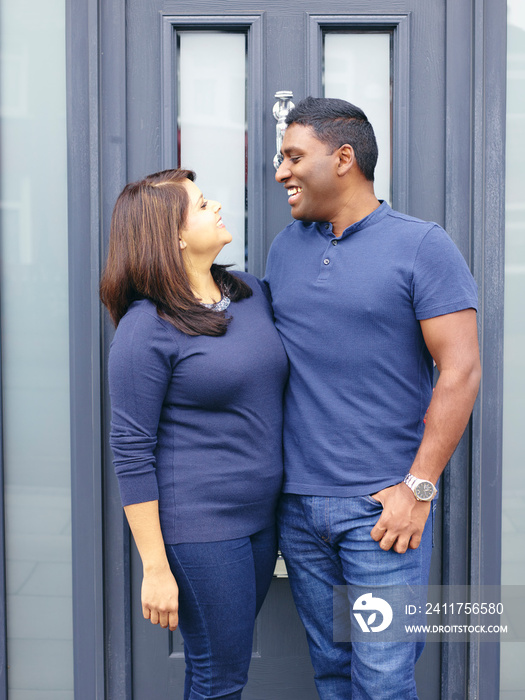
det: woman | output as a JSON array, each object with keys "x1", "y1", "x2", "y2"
[{"x1": 100, "y1": 169, "x2": 288, "y2": 699}]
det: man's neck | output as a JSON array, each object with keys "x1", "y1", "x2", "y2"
[{"x1": 331, "y1": 193, "x2": 381, "y2": 238}]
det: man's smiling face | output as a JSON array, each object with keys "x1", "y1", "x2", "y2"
[{"x1": 275, "y1": 123, "x2": 341, "y2": 224}]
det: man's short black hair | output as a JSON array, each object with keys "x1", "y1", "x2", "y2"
[{"x1": 285, "y1": 97, "x2": 378, "y2": 182}]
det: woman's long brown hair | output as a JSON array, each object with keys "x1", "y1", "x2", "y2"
[{"x1": 100, "y1": 169, "x2": 252, "y2": 336}]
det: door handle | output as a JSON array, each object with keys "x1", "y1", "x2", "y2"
[
  {"x1": 273, "y1": 551, "x2": 288, "y2": 578},
  {"x1": 273, "y1": 90, "x2": 295, "y2": 170}
]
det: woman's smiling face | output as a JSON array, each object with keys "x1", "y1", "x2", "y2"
[{"x1": 179, "y1": 179, "x2": 232, "y2": 260}]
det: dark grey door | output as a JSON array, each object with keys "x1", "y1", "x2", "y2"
[{"x1": 106, "y1": 0, "x2": 457, "y2": 697}]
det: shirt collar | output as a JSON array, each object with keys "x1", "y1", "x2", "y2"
[{"x1": 319, "y1": 200, "x2": 390, "y2": 240}]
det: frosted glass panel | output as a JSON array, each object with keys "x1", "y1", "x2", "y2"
[
  {"x1": 501, "y1": 1, "x2": 525, "y2": 696},
  {"x1": 0, "y1": 0, "x2": 73, "y2": 697},
  {"x1": 324, "y1": 33, "x2": 391, "y2": 204},
  {"x1": 179, "y1": 32, "x2": 246, "y2": 269}
]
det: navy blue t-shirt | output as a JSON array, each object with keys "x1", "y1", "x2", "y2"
[
  {"x1": 265, "y1": 202, "x2": 478, "y2": 496},
  {"x1": 108, "y1": 273, "x2": 288, "y2": 543}
]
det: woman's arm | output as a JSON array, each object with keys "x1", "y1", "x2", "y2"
[
  {"x1": 109, "y1": 310, "x2": 180, "y2": 629},
  {"x1": 124, "y1": 500, "x2": 179, "y2": 631}
]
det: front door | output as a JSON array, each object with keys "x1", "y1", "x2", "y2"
[{"x1": 101, "y1": 1, "x2": 461, "y2": 697}]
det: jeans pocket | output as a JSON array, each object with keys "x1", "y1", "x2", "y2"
[{"x1": 361, "y1": 494, "x2": 383, "y2": 507}]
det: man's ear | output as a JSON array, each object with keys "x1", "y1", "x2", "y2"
[{"x1": 336, "y1": 144, "x2": 355, "y2": 176}]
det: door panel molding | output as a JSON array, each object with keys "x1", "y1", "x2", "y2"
[{"x1": 307, "y1": 14, "x2": 410, "y2": 213}]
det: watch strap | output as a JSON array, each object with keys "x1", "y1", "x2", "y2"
[{"x1": 403, "y1": 473, "x2": 437, "y2": 501}]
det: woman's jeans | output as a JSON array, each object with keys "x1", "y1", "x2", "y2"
[
  {"x1": 165, "y1": 525, "x2": 277, "y2": 700},
  {"x1": 278, "y1": 494, "x2": 434, "y2": 700}
]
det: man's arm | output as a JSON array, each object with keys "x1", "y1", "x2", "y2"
[{"x1": 370, "y1": 308, "x2": 481, "y2": 553}]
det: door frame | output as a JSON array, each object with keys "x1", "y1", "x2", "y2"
[
  {"x1": 306, "y1": 13, "x2": 410, "y2": 212},
  {"x1": 64, "y1": 0, "x2": 507, "y2": 698},
  {"x1": 160, "y1": 14, "x2": 266, "y2": 277}
]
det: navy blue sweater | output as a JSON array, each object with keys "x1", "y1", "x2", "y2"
[{"x1": 108, "y1": 273, "x2": 288, "y2": 544}]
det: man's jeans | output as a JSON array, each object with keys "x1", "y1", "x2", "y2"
[{"x1": 278, "y1": 493, "x2": 434, "y2": 700}]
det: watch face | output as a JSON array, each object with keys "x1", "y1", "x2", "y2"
[{"x1": 414, "y1": 481, "x2": 435, "y2": 501}]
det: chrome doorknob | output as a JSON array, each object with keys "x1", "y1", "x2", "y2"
[{"x1": 273, "y1": 90, "x2": 295, "y2": 170}]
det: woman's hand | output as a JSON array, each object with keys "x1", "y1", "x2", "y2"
[
  {"x1": 142, "y1": 565, "x2": 179, "y2": 631},
  {"x1": 123, "y1": 501, "x2": 179, "y2": 631}
]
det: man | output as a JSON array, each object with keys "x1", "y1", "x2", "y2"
[{"x1": 264, "y1": 97, "x2": 481, "y2": 699}]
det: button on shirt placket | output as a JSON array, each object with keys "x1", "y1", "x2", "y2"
[{"x1": 317, "y1": 224, "x2": 340, "y2": 281}]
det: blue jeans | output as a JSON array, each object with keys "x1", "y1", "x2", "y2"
[
  {"x1": 278, "y1": 494, "x2": 434, "y2": 700},
  {"x1": 165, "y1": 525, "x2": 277, "y2": 700}
]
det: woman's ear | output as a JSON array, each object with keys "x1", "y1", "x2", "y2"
[{"x1": 179, "y1": 238, "x2": 187, "y2": 250}]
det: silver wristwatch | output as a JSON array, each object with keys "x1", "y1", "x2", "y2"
[{"x1": 403, "y1": 473, "x2": 437, "y2": 502}]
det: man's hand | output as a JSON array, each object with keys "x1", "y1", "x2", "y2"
[{"x1": 370, "y1": 483, "x2": 431, "y2": 554}]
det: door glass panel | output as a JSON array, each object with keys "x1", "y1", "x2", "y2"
[
  {"x1": 501, "y1": 1, "x2": 525, "y2": 696},
  {"x1": 324, "y1": 32, "x2": 391, "y2": 204},
  {"x1": 0, "y1": 0, "x2": 73, "y2": 697},
  {"x1": 178, "y1": 32, "x2": 247, "y2": 269}
]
